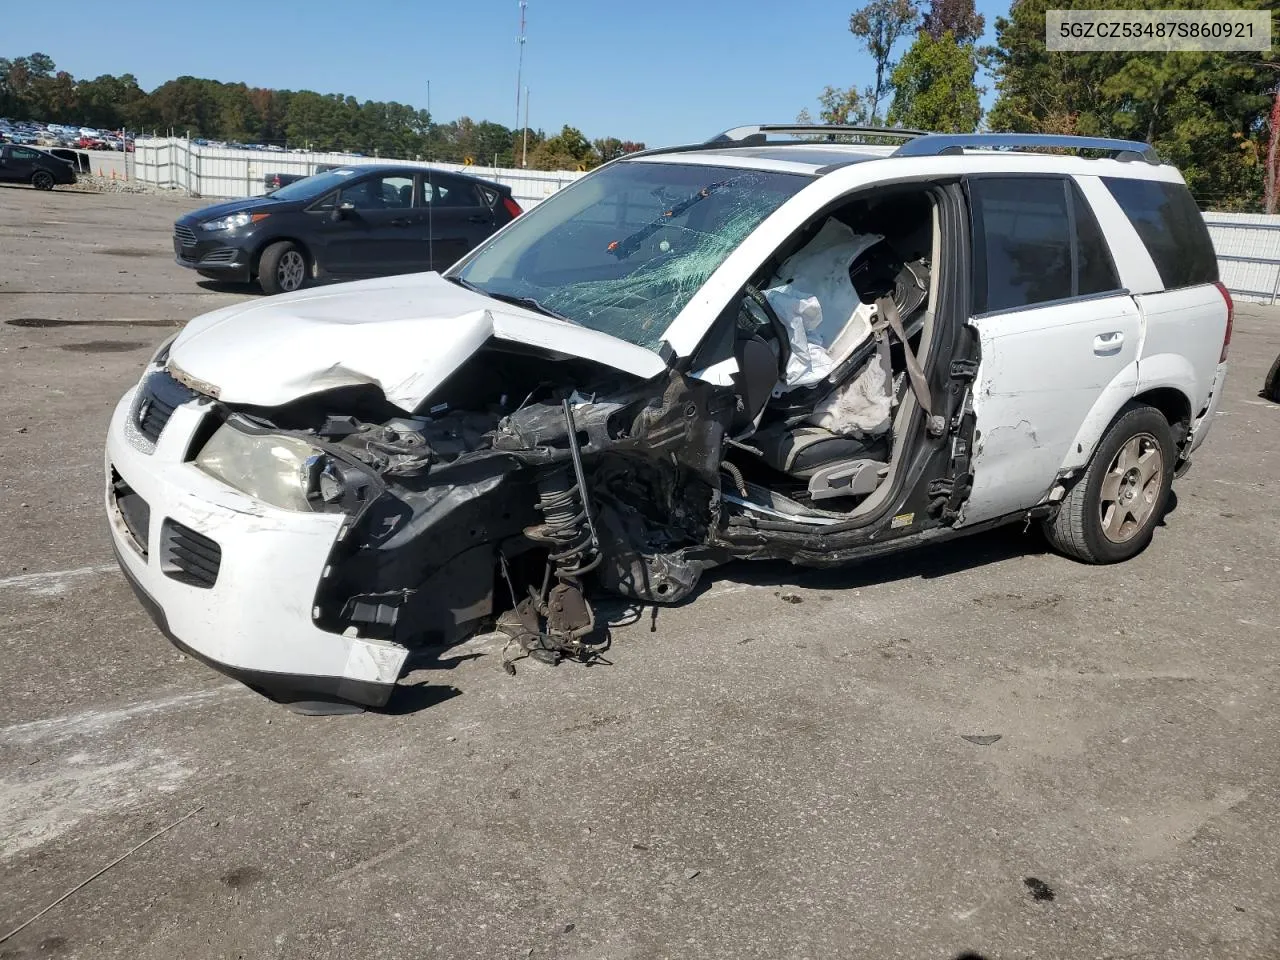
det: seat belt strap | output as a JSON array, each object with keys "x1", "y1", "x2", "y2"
[{"x1": 875, "y1": 296, "x2": 945, "y2": 437}]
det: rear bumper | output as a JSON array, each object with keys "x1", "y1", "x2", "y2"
[{"x1": 1178, "y1": 361, "x2": 1228, "y2": 475}]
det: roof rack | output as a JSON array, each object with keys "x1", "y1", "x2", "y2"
[
  {"x1": 893, "y1": 133, "x2": 1159, "y2": 163},
  {"x1": 708, "y1": 124, "x2": 929, "y2": 147}
]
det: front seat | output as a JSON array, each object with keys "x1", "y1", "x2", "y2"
[{"x1": 750, "y1": 422, "x2": 890, "y2": 501}]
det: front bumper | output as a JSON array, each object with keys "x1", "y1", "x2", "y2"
[
  {"x1": 105, "y1": 386, "x2": 409, "y2": 709},
  {"x1": 173, "y1": 232, "x2": 252, "y2": 281}
]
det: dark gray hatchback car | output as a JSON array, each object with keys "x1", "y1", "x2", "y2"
[{"x1": 173, "y1": 164, "x2": 523, "y2": 294}]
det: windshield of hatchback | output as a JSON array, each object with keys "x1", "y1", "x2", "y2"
[
  {"x1": 267, "y1": 169, "x2": 364, "y2": 201},
  {"x1": 452, "y1": 161, "x2": 810, "y2": 350}
]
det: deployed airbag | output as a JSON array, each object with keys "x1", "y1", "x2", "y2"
[{"x1": 763, "y1": 219, "x2": 883, "y2": 391}]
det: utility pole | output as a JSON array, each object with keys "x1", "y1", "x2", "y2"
[
  {"x1": 523, "y1": 86, "x2": 530, "y2": 168},
  {"x1": 515, "y1": 0, "x2": 527, "y2": 167}
]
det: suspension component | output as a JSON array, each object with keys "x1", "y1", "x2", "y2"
[{"x1": 506, "y1": 400, "x2": 604, "y2": 664}]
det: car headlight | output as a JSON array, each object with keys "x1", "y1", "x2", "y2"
[
  {"x1": 200, "y1": 211, "x2": 268, "y2": 232},
  {"x1": 193, "y1": 422, "x2": 359, "y2": 512}
]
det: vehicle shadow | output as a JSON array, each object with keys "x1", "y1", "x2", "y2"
[
  {"x1": 194, "y1": 277, "x2": 350, "y2": 296},
  {"x1": 695, "y1": 523, "x2": 1049, "y2": 599},
  {"x1": 195, "y1": 280, "x2": 260, "y2": 295},
  {"x1": 382, "y1": 680, "x2": 463, "y2": 715}
]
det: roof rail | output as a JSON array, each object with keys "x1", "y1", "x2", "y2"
[
  {"x1": 893, "y1": 133, "x2": 1158, "y2": 163},
  {"x1": 709, "y1": 124, "x2": 929, "y2": 146}
]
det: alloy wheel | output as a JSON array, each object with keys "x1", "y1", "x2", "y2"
[
  {"x1": 277, "y1": 250, "x2": 306, "y2": 292},
  {"x1": 1098, "y1": 433, "x2": 1163, "y2": 543}
]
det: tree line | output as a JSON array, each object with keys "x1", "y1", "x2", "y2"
[
  {"x1": 803, "y1": 0, "x2": 1279, "y2": 211},
  {"x1": 0, "y1": 53, "x2": 645, "y2": 171}
]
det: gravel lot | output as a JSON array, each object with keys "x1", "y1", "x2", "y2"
[{"x1": 1, "y1": 183, "x2": 1279, "y2": 960}]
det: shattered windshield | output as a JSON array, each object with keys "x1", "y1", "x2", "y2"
[{"x1": 452, "y1": 161, "x2": 810, "y2": 350}]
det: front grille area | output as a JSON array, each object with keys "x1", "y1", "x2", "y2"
[
  {"x1": 200, "y1": 248, "x2": 238, "y2": 263},
  {"x1": 109, "y1": 467, "x2": 150, "y2": 556},
  {"x1": 174, "y1": 223, "x2": 197, "y2": 247},
  {"x1": 161, "y1": 518, "x2": 222, "y2": 588},
  {"x1": 135, "y1": 371, "x2": 195, "y2": 444}
]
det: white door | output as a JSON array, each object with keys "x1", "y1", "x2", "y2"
[{"x1": 962, "y1": 176, "x2": 1141, "y2": 524}]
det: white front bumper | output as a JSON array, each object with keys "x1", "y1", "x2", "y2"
[{"x1": 105, "y1": 386, "x2": 409, "y2": 708}]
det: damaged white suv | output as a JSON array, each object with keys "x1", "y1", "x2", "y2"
[{"x1": 106, "y1": 125, "x2": 1232, "y2": 712}]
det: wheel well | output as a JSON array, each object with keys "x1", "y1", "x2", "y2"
[
  {"x1": 1133, "y1": 387, "x2": 1192, "y2": 446},
  {"x1": 252, "y1": 237, "x2": 310, "y2": 277}
]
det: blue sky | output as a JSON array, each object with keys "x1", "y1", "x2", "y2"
[{"x1": 4, "y1": 0, "x2": 1010, "y2": 146}]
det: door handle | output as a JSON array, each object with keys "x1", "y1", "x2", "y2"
[
  {"x1": 390, "y1": 217, "x2": 412, "y2": 227},
  {"x1": 467, "y1": 215, "x2": 490, "y2": 224},
  {"x1": 1093, "y1": 332, "x2": 1124, "y2": 354}
]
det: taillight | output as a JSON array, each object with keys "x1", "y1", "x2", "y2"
[
  {"x1": 1214, "y1": 281, "x2": 1233, "y2": 362},
  {"x1": 502, "y1": 196, "x2": 523, "y2": 218}
]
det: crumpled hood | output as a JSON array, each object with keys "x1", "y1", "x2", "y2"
[{"x1": 166, "y1": 272, "x2": 666, "y2": 412}]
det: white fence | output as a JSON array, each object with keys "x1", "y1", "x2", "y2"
[
  {"x1": 1204, "y1": 214, "x2": 1280, "y2": 304},
  {"x1": 132, "y1": 138, "x2": 585, "y2": 209}
]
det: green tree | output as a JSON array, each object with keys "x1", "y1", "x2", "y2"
[
  {"x1": 528, "y1": 124, "x2": 593, "y2": 170},
  {"x1": 848, "y1": 0, "x2": 920, "y2": 122},
  {"x1": 888, "y1": 29, "x2": 982, "y2": 132},
  {"x1": 818, "y1": 85, "x2": 869, "y2": 125},
  {"x1": 0, "y1": 50, "x2": 647, "y2": 171},
  {"x1": 987, "y1": 0, "x2": 1277, "y2": 210}
]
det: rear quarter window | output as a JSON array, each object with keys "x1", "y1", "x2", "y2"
[{"x1": 1101, "y1": 177, "x2": 1218, "y2": 289}]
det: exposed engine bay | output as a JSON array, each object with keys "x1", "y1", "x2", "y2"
[{"x1": 209, "y1": 345, "x2": 736, "y2": 671}]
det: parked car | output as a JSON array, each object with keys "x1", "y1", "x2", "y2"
[
  {"x1": 47, "y1": 147, "x2": 91, "y2": 173},
  {"x1": 1265, "y1": 351, "x2": 1280, "y2": 403},
  {"x1": 0, "y1": 143, "x2": 77, "y2": 189},
  {"x1": 109, "y1": 125, "x2": 1231, "y2": 712},
  {"x1": 264, "y1": 171, "x2": 308, "y2": 191},
  {"x1": 171, "y1": 163, "x2": 523, "y2": 294}
]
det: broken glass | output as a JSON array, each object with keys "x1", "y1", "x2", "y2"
[{"x1": 453, "y1": 161, "x2": 811, "y2": 351}]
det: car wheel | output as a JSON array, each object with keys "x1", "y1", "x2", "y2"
[
  {"x1": 1265, "y1": 352, "x2": 1280, "y2": 404},
  {"x1": 1042, "y1": 402, "x2": 1176, "y2": 564},
  {"x1": 258, "y1": 241, "x2": 308, "y2": 295},
  {"x1": 31, "y1": 170, "x2": 55, "y2": 191}
]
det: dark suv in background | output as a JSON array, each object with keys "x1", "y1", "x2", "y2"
[{"x1": 174, "y1": 164, "x2": 523, "y2": 294}]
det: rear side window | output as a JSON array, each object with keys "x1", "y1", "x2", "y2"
[
  {"x1": 1101, "y1": 177, "x2": 1217, "y2": 289},
  {"x1": 969, "y1": 176, "x2": 1121, "y2": 314}
]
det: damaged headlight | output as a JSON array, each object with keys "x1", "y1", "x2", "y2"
[{"x1": 193, "y1": 423, "x2": 357, "y2": 512}]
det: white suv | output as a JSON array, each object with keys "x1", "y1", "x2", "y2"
[{"x1": 105, "y1": 125, "x2": 1231, "y2": 712}]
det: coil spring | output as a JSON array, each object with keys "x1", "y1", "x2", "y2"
[{"x1": 535, "y1": 465, "x2": 601, "y2": 578}]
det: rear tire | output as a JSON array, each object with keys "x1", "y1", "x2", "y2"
[
  {"x1": 32, "y1": 170, "x2": 54, "y2": 191},
  {"x1": 1042, "y1": 402, "x2": 1175, "y2": 564},
  {"x1": 1265, "y1": 352, "x2": 1280, "y2": 403},
  {"x1": 258, "y1": 241, "x2": 308, "y2": 295}
]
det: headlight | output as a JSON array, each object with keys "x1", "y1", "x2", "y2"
[
  {"x1": 194, "y1": 423, "x2": 328, "y2": 512},
  {"x1": 200, "y1": 211, "x2": 268, "y2": 232}
]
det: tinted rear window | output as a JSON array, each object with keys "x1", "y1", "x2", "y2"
[{"x1": 1101, "y1": 178, "x2": 1217, "y2": 289}]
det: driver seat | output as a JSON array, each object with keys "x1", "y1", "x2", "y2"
[{"x1": 751, "y1": 422, "x2": 890, "y2": 501}]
